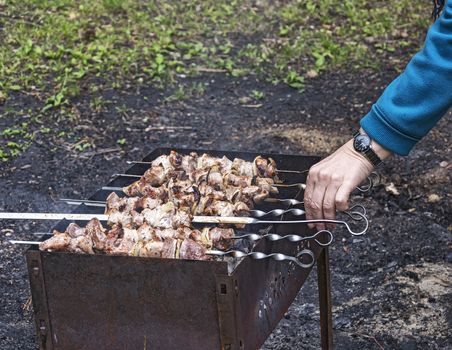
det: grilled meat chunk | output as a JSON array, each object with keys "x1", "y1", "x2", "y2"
[
  {"x1": 39, "y1": 232, "x2": 71, "y2": 251},
  {"x1": 201, "y1": 227, "x2": 234, "y2": 250},
  {"x1": 179, "y1": 238, "x2": 208, "y2": 260}
]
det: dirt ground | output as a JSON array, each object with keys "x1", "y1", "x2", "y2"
[{"x1": 0, "y1": 68, "x2": 451, "y2": 349}]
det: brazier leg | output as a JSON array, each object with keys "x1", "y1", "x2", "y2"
[{"x1": 317, "y1": 247, "x2": 333, "y2": 350}]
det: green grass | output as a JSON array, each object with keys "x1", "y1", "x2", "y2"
[{"x1": 0, "y1": 0, "x2": 431, "y2": 161}]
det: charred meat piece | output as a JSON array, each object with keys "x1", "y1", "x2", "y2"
[
  {"x1": 203, "y1": 200, "x2": 250, "y2": 217},
  {"x1": 162, "y1": 238, "x2": 178, "y2": 259},
  {"x1": 133, "y1": 240, "x2": 165, "y2": 258},
  {"x1": 39, "y1": 231, "x2": 94, "y2": 254},
  {"x1": 151, "y1": 154, "x2": 173, "y2": 171},
  {"x1": 201, "y1": 227, "x2": 234, "y2": 250},
  {"x1": 122, "y1": 179, "x2": 169, "y2": 198},
  {"x1": 231, "y1": 158, "x2": 254, "y2": 177},
  {"x1": 254, "y1": 177, "x2": 278, "y2": 194},
  {"x1": 179, "y1": 238, "x2": 208, "y2": 260},
  {"x1": 141, "y1": 202, "x2": 192, "y2": 229},
  {"x1": 253, "y1": 156, "x2": 277, "y2": 178},
  {"x1": 65, "y1": 223, "x2": 86, "y2": 238},
  {"x1": 143, "y1": 165, "x2": 168, "y2": 186},
  {"x1": 225, "y1": 173, "x2": 252, "y2": 188},
  {"x1": 105, "y1": 192, "x2": 146, "y2": 214},
  {"x1": 68, "y1": 235, "x2": 94, "y2": 254},
  {"x1": 85, "y1": 218, "x2": 108, "y2": 251},
  {"x1": 39, "y1": 232, "x2": 71, "y2": 252}
]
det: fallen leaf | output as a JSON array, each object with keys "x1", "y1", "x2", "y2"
[
  {"x1": 306, "y1": 70, "x2": 318, "y2": 78},
  {"x1": 68, "y1": 11, "x2": 78, "y2": 20},
  {"x1": 427, "y1": 194, "x2": 441, "y2": 203},
  {"x1": 439, "y1": 161, "x2": 449, "y2": 168},
  {"x1": 238, "y1": 96, "x2": 252, "y2": 104},
  {"x1": 385, "y1": 182, "x2": 400, "y2": 195}
]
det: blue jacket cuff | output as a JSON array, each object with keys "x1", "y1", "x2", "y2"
[{"x1": 360, "y1": 105, "x2": 420, "y2": 156}]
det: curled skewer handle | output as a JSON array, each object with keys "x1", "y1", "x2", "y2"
[
  {"x1": 344, "y1": 204, "x2": 367, "y2": 221},
  {"x1": 357, "y1": 171, "x2": 380, "y2": 192}
]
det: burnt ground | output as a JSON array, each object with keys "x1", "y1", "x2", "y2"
[{"x1": 0, "y1": 68, "x2": 451, "y2": 349}]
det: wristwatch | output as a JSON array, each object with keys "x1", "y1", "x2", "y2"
[{"x1": 353, "y1": 131, "x2": 382, "y2": 167}]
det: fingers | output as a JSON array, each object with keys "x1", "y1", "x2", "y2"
[
  {"x1": 335, "y1": 182, "x2": 354, "y2": 212},
  {"x1": 303, "y1": 172, "x2": 317, "y2": 228},
  {"x1": 323, "y1": 179, "x2": 341, "y2": 229},
  {"x1": 305, "y1": 167, "x2": 329, "y2": 231}
]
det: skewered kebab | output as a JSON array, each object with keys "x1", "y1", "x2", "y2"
[
  {"x1": 122, "y1": 165, "x2": 278, "y2": 199},
  {"x1": 149, "y1": 151, "x2": 279, "y2": 179},
  {"x1": 128, "y1": 152, "x2": 379, "y2": 191},
  {"x1": 39, "y1": 217, "x2": 235, "y2": 257},
  {"x1": 119, "y1": 151, "x2": 279, "y2": 197},
  {"x1": 105, "y1": 184, "x2": 254, "y2": 218}
]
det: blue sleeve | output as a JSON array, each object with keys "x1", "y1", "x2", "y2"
[{"x1": 360, "y1": 0, "x2": 452, "y2": 156}]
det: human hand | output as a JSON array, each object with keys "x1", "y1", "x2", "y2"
[{"x1": 303, "y1": 137, "x2": 390, "y2": 231}]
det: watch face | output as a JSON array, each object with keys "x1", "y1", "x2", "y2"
[{"x1": 354, "y1": 135, "x2": 371, "y2": 152}]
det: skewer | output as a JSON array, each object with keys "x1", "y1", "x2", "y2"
[
  {"x1": 61, "y1": 197, "x2": 304, "y2": 206},
  {"x1": 0, "y1": 211, "x2": 368, "y2": 235},
  {"x1": 29, "y1": 229, "x2": 334, "y2": 247},
  {"x1": 264, "y1": 198, "x2": 303, "y2": 205},
  {"x1": 10, "y1": 240, "x2": 40, "y2": 245},
  {"x1": 111, "y1": 173, "x2": 307, "y2": 181},
  {"x1": 233, "y1": 230, "x2": 334, "y2": 247},
  {"x1": 58, "y1": 199, "x2": 366, "y2": 221},
  {"x1": 273, "y1": 183, "x2": 306, "y2": 189},
  {"x1": 107, "y1": 175, "x2": 375, "y2": 192},
  {"x1": 9, "y1": 239, "x2": 314, "y2": 269},
  {"x1": 124, "y1": 160, "x2": 379, "y2": 186},
  {"x1": 206, "y1": 248, "x2": 315, "y2": 268},
  {"x1": 126, "y1": 161, "x2": 310, "y2": 175},
  {"x1": 0, "y1": 213, "x2": 109, "y2": 221},
  {"x1": 57, "y1": 199, "x2": 365, "y2": 221},
  {"x1": 58, "y1": 198, "x2": 306, "y2": 218},
  {"x1": 58, "y1": 199, "x2": 365, "y2": 219},
  {"x1": 59, "y1": 199, "x2": 106, "y2": 207}
]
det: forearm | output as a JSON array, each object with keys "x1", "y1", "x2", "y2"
[{"x1": 361, "y1": 0, "x2": 452, "y2": 156}]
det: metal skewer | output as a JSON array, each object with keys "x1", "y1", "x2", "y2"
[
  {"x1": 122, "y1": 161, "x2": 378, "y2": 192},
  {"x1": 10, "y1": 240, "x2": 40, "y2": 245},
  {"x1": 273, "y1": 183, "x2": 306, "y2": 189},
  {"x1": 0, "y1": 213, "x2": 109, "y2": 221},
  {"x1": 0, "y1": 210, "x2": 368, "y2": 235},
  {"x1": 249, "y1": 208, "x2": 305, "y2": 217},
  {"x1": 58, "y1": 198, "x2": 366, "y2": 221},
  {"x1": 58, "y1": 198, "x2": 307, "y2": 218},
  {"x1": 234, "y1": 230, "x2": 334, "y2": 247},
  {"x1": 10, "y1": 239, "x2": 315, "y2": 269},
  {"x1": 106, "y1": 175, "x2": 375, "y2": 193},
  {"x1": 263, "y1": 198, "x2": 303, "y2": 205},
  {"x1": 126, "y1": 161, "x2": 310, "y2": 175},
  {"x1": 206, "y1": 248, "x2": 315, "y2": 268},
  {"x1": 61, "y1": 197, "x2": 304, "y2": 206}
]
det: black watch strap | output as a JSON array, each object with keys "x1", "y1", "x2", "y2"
[
  {"x1": 364, "y1": 148, "x2": 382, "y2": 167},
  {"x1": 353, "y1": 131, "x2": 382, "y2": 167}
]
